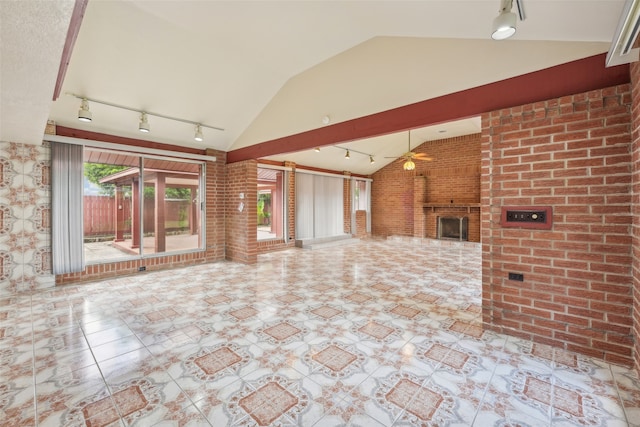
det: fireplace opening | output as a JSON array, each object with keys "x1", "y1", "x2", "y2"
[{"x1": 437, "y1": 216, "x2": 468, "y2": 241}]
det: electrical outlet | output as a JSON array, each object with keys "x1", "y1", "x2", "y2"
[{"x1": 508, "y1": 272, "x2": 524, "y2": 281}]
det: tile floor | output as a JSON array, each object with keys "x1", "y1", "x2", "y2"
[{"x1": 1, "y1": 239, "x2": 640, "y2": 426}]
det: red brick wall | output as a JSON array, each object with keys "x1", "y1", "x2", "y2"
[
  {"x1": 225, "y1": 160, "x2": 257, "y2": 264},
  {"x1": 371, "y1": 170, "x2": 414, "y2": 237},
  {"x1": 482, "y1": 84, "x2": 634, "y2": 366},
  {"x1": 372, "y1": 134, "x2": 481, "y2": 240},
  {"x1": 355, "y1": 210, "x2": 368, "y2": 237},
  {"x1": 206, "y1": 149, "x2": 226, "y2": 260},
  {"x1": 57, "y1": 149, "x2": 226, "y2": 285},
  {"x1": 344, "y1": 172, "x2": 352, "y2": 234},
  {"x1": 631, "y1": 62, "x2": 640, "y2": 373}
]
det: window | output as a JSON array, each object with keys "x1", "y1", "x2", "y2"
[
  {"x1": 354, "y1": 179, "x2": 368, "y2": 211},
  {"x1": 83, "y1": 148, "x2": 204, "y2": 263},
  {"x1": 257, "y1": 167, "x2": 285, "y2": 241},
  {"x1": 351, "y1": 178, "x2": 371, "y2": 234}
]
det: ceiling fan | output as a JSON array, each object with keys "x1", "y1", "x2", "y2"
[{"x1": 386, "y1": 131, "x2": 433, "y2": 171}]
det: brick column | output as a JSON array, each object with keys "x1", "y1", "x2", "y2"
[
  {"x1": 285, "y1": 161, "x2": 296, "y2": 242},
  {"x1": 413, "y1": 176, "x2": 426, "y2": 237},
  {"x1": 631, "y1": 61, "x2": 640, "y2": 374},
  {"x1": 343, "y1": 171, "x2": 351, "y2": 234}
]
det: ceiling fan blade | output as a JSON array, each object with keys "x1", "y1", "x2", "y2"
[
  {"x1": 415, "y1": 156, "x2": 433, "y2": 161},
  {"x1": 412, "y1": 153, "x2": 431, "y2": 158}
]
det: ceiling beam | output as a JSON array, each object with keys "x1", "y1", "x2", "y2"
[
  {"x1": 53, "y1": 0, "x2": 89, "y2": 100},
  {"x1": 55, "y1": 126, "x2": 207, "y2": 156},
  {"x1": 227, "y1": 53, "x2": 629, "y2": 164}
]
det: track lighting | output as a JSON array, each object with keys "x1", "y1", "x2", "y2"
[
  {"x1": 66, "y1": 93, "x2": 224, "y2": 142},
  {"x1": 333, "y1": 146, "x2": 375, "y2": 163},
  {"x1": 78, "y1": 98, "x2": 92, "y2": 122},
  {"x1": 194, "y1": 124, "x2": 204, "y2": 142},
  {"x1": 139, "y1": 112, "x2": 150, "y2": 133},
  {"x1": 491, "y1": 0, "x2": 524, "y2": 40}
]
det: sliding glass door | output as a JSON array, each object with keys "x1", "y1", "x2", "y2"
[{"x1": 83, "y1": 148, "x2": 204, "y2": 263}]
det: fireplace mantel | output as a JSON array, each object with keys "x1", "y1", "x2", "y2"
[{"x1": 423, "y1": 203, "x2": 480, "y2": 213}]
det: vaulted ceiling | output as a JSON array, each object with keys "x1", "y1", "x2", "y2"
[{"x1": 0, "y1": 1, "x2": 629, "y2": 174}]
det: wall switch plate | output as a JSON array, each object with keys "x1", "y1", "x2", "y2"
[
  {"x1": 508, "y1": 272, "x2": 524, "y2": 281},
  {"x1": 501, "y1": 206, "x2": 552, "y2": 229}
]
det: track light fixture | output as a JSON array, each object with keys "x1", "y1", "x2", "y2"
[
  {"x1": 78, "y1": 98, "x2": 92, "y2": 122},
  {"x1": 139, "y1": 112, "x2": 150, "y2": 133},
  {"x1": 66, "y1": 93, "x2": 224, "y2": 140},
  {"x1": 333, "y1": 146, "x2": 375, "y2": 164},
  {"x1": 194, "y1": 124, "x2": 204, "y2": 142},
  {"x1": 491, "y1": 0, "x2": 525, "y2": 40}
]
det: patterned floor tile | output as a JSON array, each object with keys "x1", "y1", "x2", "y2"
[{"x1": 0, "y1": 240, "x2": 637, "y2": 425}]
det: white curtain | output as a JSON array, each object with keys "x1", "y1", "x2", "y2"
[
  {"x1": 295, "y1": 173, "x2": 314, "y2": 239},
  {"x1": 314, "y1": 175, "x2": 343, "y2": 238},
  {"x1": 351, "y1": 178, "x2": 357, "y2": 234},
  {"x1": 52, "y1": 142, "x2": 85, "y2": 274},
  {"x1": 365, "y1": 180, "x2": 371, "y2": 233},
  {"x1": 296, "y1": 172, "x2": 344, "y2": 239}
]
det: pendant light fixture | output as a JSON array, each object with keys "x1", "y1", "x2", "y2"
[
  {"x1": 403, "y1": 159, "x2": 416, "y2": 171},
  {"x1": 345, "y1": 150, "x2": 350, "y2": 159},
  {"x1": 139, "y1": 112, "x2": 150, "y2": 133},
  {"x1": 194, "y1": 124, "x2": 204, "y2": 142},
  {"x1": 78, "y1": 98, "x2": 92, "y2": 122},
  {"x1": 369, "y1": 155, "x2": 375, "y2": 164}
]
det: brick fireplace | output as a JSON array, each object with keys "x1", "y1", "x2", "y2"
[{"x1": 372, "y1": 134, "x2": 481, "y2": 242}]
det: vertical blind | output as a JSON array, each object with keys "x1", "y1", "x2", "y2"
[
  {"x1": 51, "y1": 142, "x2": 85, "y2": 274},
  {"x1": 295, "y1": 172, "x2": 344, "y2": 239}
]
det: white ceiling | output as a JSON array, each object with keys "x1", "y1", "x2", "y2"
[
  {"x1": 1, "y1": 1, "x2": 629, "y2": 174},
  {"x1": 0, "y1": 0, "x2": 75, "y2": 144}
]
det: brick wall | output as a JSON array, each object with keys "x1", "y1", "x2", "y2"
[
  {"x1": 205, "y1": 149, "x2": 226, "y2": 260},
  {"x1": 482, "y1": 84, "x2": 634, "y2": 366},
  {"x1": 631, "y1": 62, "x2": 640, "y2": 373},
  {"x1": 225, "y1": 160, "x2": 257, "y2": 263},
  {"x1": 355, "y1": 210, "x2": 368, "y2": 237},
  {"x1": 57, "y1": 149, "x2": 226, "y2": 285},
  {"x1": 372, "y1": 134, "x2": 481, "y2": 240},
  {"x1": 344, "y1": 172, "x2": 351, "y2": 234}
]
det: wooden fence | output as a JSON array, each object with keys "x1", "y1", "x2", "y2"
[{"x1": 83, "y1": 195, "x2": 192, "y2": 237}]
